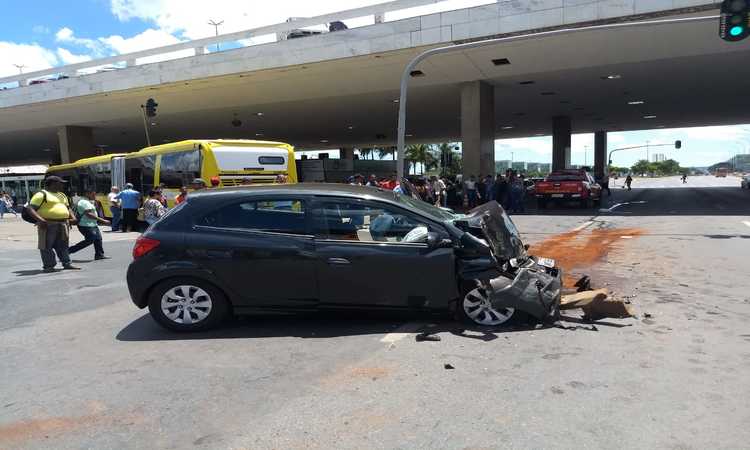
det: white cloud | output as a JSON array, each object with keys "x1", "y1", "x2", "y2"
[
  {"x1": 0, "y1": 41, "x2": 58, "y2": 77},
  {"x1": 99, "y1": 28, "x2": 189, "y2": 64},
  {"x1": 32, "y1": 25, "x2": 50, "y2": 34},
  {"x1": 56, "y1": 48, "x2": 92, "y2": 65}
]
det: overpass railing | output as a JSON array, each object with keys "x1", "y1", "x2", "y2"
[{"x1": 0, "y1": 0, "x2": 494, "y2": 88}]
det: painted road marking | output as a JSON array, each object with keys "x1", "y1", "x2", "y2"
[
  {"x1": 743, "y1": 221, "x2": 750, "y2": 229},
  {"x1": 620, "y1": 236, "x2": 633, "y2": 239},
  {"x1": 572, "y1": 221, "x2": 594, "y2": 232},
  {"x1": 599, "y1": 200, "x2": 647, "y2": 213},
  {"x1": 380, "y1": 322, "x2": 424, "y2": 343}
]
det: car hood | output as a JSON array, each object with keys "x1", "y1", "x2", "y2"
[{"x1": 460, "y1": 202, "x2": 527, "y2": 262}]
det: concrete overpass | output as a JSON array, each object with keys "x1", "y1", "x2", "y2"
[{"x1": 1, "y1": 0, "x2": 745, "y2": 177}]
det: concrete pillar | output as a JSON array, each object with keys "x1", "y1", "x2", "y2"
[
  {"x1": 341, "y1": 147, "x2": 355, "y2": 161},
  {"x1": 57, "y1": 126, "x2": 94, "y2": 164},
  {"x1": 594, "y1": 131, "x2": 607, "y2": 178},
  {"x1": 461, "y1": 81, "x2": 495, "y2": 177},
  {"x1": 552, "y1": 116, "x2": 571, "y2": 171}
]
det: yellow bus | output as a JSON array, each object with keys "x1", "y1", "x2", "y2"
[{"x1": 47, "y1": 139, "x2": 297, "y2": 217}]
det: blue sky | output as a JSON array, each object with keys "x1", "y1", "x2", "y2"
[{"x1": 2, "y1": 0, "x2": 748, "y2": 168}]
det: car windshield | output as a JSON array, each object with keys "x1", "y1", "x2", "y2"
[{"x1": 395, "y1": 192, "x2": 457, "y2": 221}]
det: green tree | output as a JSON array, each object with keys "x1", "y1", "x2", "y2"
[
  {"x1": 435, "y1": 142, "x2": 462, "y2": 177},
  {"x1": 631, "y1": 160, "x2": 651, "y2": 176},
  {"x1": 405, "y1": 144, "x2": 437, "y2": 175},
  {"x1": 358, "y1": 148, "x2": 373, "y2": 160}
]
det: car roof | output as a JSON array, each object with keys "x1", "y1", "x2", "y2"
[{"x1": 188, "y1": 183, "x2": 399, "y2": 203}]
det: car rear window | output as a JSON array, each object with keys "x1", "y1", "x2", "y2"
[
  {"x1": 198, "y1": 199, "x2": 307, "y2": 235},
  {"x1": 546, "y1": 172, "x2": 585, "y2": 181}
]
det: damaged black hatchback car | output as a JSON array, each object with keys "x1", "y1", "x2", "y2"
[{"x1": 127, "y1": 184, "x2": 562, "y2": 331}]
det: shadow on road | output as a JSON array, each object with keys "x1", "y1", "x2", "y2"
[{"x1": 116, "y1": 310, "x2": 622, "y2": 342}]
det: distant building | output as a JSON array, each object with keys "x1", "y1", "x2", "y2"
[
  {"x1": 538, "y1": 163, "x2": 551, "y2": 173},
  {"x1": 651, "y1": 153, "x2": 666, "y2": 162},
  {"x1": 495, "y1": 160, "x2": 512, "y2": 172},
  {"x1": 512, "y1": 161, "x2": 526, "y2": 171}
]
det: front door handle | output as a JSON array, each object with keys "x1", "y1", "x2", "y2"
[{"x1": 327, "y1": 257, "x2": 351, "y2": 266}]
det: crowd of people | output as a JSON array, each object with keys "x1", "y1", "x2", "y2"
[{"x1": 346, "y1": 169, "x2": 529, "y2": 213}]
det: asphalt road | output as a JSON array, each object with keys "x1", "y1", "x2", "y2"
[{"x1": 1, "y1": 176, "x2": 749, "y2": 450}]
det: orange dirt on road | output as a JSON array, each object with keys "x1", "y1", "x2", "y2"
[{"x1": 529, "y1": 227, "x2": 644, "y2": 287}]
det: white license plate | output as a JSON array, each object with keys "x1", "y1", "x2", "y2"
[
  {"x1": 551, "y1": 194, "x2": 564, "y2": 198},
  {"x1": 537, "y1": 257, "x2": 556, "y2": 268}
]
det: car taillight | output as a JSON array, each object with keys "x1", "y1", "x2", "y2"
[
  {"x1": 133, "y1": 236, "x2": 160, "y2": 259},
  {"x1": 577, "y1": 185, "x2": 583, "y2": 192},
  {"x1": 210, "y1": 176, "x2": 221, "y2": 187}
]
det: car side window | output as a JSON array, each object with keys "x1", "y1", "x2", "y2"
[
  {"x1": 199, "y1": 199, "x2": 307, "y2": 235},
  {"x1": 313, "y1": 199, "x2": 434, "y2": 244}
]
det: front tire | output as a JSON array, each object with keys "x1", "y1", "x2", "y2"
[
  {"x1": 458, "y1": 285, "x2": 515, "y2": 327},
  {"x1": 148, "y1": 278, "x2": 230, "y2": 332}
]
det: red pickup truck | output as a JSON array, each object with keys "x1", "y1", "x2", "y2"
[{"x1": 534, "y1": 169, "x2": 602, "y2": 209}]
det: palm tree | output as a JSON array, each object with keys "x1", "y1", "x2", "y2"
[
  {"x1": 435, "y1": 142, "x2": 461, "y2": 176},
  {"x1": 405, "y1": 144, "x2": 437, "y2": 175}
]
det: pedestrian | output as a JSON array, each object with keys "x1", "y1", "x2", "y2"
[
  {"x1": 25, "y1": 176, "x2": 80, "y2": 272},
  {"x1": 493, "y1": 174, "x2": 508, "y2": 208},
  {"x1": 465, "y1": 175, "x2": 479, "y2": 208},
  {"x1": 484, "y1": 175, "x2": 495, "y2": 202},
  {"x1": 157, "y1": 183, "x2": 168, "y2": 208},
  {"x1": 116, "y1": 183, "x2": 141, "y2": 233},
  {"x1": 366, "y1": 174, "x2": 379, "y2": 187},
  {"x1": 191, "y1": 178, "x2": 207, "y2": 191},
  {"x1": 681, "y1": 173, "x2": 688, "y2": 184},
  {"x1": 68, "y1": 189, "x2": 111, "y2": 260},
  {"x1": 1, "y1": 191, "x2": 18, "y2": 219},
  {"x1": 107, "y1": 186, "x2": 121, "y2": 231},
  {"x1": 143, "y1": 190, "x2": 166, "y2": 226},
  {"x1": 625, "y1": 174, "x2": 633, "y2": 191},
  {"x1": 275, "y1": 174, "x2": 289, "y2": 184},
  {"x1": 380, "y1": 174, "x2": 397, "y2": 191},
  {"x1": 597, "y1": 174, "x2": 612, "y2": 197},
  {"x1": 175, "y1": 186, "x2": 188, "y2": 204},
  {"x1": 509, "y1": 172, "x2": 526, "y2": 213}
]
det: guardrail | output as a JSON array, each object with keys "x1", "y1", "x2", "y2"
[{"x1": 0, "y1": 0, "x2": 485, "y2": 87}]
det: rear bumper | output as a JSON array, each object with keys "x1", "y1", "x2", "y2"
[{"x1": 536, "y1": 193, "x2": 584, "y2": 199}]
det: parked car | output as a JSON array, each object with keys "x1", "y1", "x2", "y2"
[
  {"x1": 533, "y1": 169, "x2": 602, "y2": 209},
  {"x1": 127, "y1": 184, "x2": 561, "y2": 331}
]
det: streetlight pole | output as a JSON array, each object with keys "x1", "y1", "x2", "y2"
[
  {"x1": 394, "y1": 14, "x2": 716, "y2": 181},
  {"x1": 646, "y1": 140, "x2": 650, "y2": 162},
  {"x1": 13, "y1": 64, "x2": 26, "y2": 74},
  {"x1": 208, "y1": 19, "x2": 224, "y2": 52}
]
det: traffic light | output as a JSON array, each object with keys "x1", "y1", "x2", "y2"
[
  {"x1": 675, "y1": 140, "x2": 682, "y2": 149},
  {"x1": 720, "y1": 0, "x2": 750, "y2": 42},
  {"x1": 145, "y1": 98, "x2": 158, "y2": 117}
]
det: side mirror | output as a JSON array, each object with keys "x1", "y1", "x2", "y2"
[{"x1": 427, "y1": 232, "x2": 453, "y2": 249}]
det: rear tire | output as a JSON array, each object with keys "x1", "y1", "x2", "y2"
[
  {"x1": 148, "y1": 277, "x2": 230, "y2": 332},
  {"x1": 537, "y1": 198, "x2": 548, "y2": 209}
]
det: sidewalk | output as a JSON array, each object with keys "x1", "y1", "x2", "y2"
[{"x1": 0, "y1": 216, "x2": 137, "y2": 250}]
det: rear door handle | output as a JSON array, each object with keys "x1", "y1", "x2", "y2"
[{"x1": 327, "y1": 257, "x2": 351, "y2": 265}]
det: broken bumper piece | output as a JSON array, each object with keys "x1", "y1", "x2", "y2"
[{"x1": 487, "y1": 264, "x2": 562, "y2": 322}]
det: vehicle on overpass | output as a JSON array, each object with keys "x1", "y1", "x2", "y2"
[
  {"x1": 715, "y1": 167, "x2": 729, "y2": 178},
  {"x1": 46, "y1": 139, "x2": 297, "y2": 216},
  {"x1": 533, "y1": 169, "x2": 602, "y2": 209},
  {"x1": 126, "y1": 184, "x2": 561, "y2": 331}
]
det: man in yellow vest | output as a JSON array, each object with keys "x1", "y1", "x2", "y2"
[{"x1": 25, "y1": 176, "x2": 81, "y2": 273}]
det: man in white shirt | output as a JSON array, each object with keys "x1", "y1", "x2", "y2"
[{"x1": 107, "y1": 186, "x2": 121, "y2": 232}]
